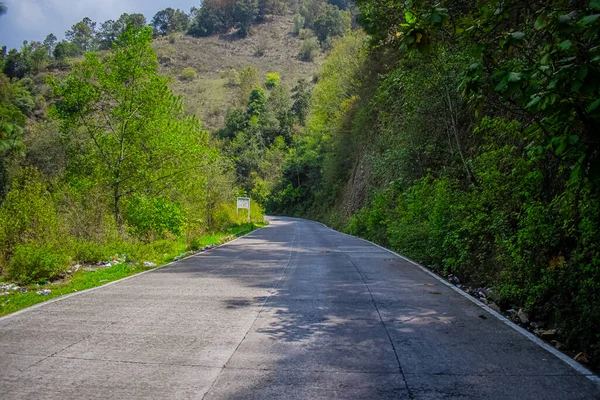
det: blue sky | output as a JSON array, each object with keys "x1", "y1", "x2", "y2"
[{"x1": 0, "y1": 0, "x2": 199, "y2": 49}]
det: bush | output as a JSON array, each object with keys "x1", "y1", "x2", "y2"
[
  {"x1": 299, "y1": 37, "x2": 320, "y2": 61},
  {"x1": 221, "y1": 68, "x2": 240, "y2": 87},
  {"x1": 292, "y1": 14, "x2": 305, "y2": 35},
  {"x1": 265, "y1": 72, "x2": 280, "y2": 89},
  {"x1": 298, "y1": 29, "x2": 313, "y2": 40},
  {"x1": 125, "y1": 196, "x2": 186, "y2": 240},
  {"x1": 0, "y1": 168, "x2": 59, "y2": 254},
  {"x1": 70, "y1": 240, "x2": 114, "y2": 264},
  {"x1": 7, "y1": 243, "x2": 69, "y2": 283},
  {"x1": 180, "y1": 67, "x2": 197, "y2": 81}
]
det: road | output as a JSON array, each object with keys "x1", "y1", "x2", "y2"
[{"x1": 1, "y1": 216, "x2": 599, "y2": 399}]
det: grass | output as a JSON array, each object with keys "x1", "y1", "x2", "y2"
[
  {"x1": 0, "y1": 222, "x2": 267, "y2": 317},
  {"x1": 153, "y1": 14, "x2": 322, "y2": 131}
]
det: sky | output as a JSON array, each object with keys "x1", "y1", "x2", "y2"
[{"x1": 0, "y1": 0, "x2": 199, "y2": 49}]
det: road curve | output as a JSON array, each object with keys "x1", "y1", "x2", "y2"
[{"x1": 1, "y1": 216, "x2": 599, "y2": 399}]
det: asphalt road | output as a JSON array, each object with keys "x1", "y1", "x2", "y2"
[{"x1": 1, "y1": 216, "x2": 599, "y2": 399}]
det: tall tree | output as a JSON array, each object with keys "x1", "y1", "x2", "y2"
[
  {"x1": 151, "y1": 8, "x2": 190, "y2": 36},
  {"x1": 43, "y1": 34, "x2": 58, "y2": 57},
  {"x1": 65, "y1": 17, "x2": 97, "y2": 52},
  {"x1": 51, "y1": 26, "x2": 209, "y2": 227},
  {"x1": 0, "y1": 2, "x2": 7, "y2": 17}
]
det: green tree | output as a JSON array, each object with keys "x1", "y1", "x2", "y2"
[
  {"x1": 299, "y1": 36, "x2": 320, "y2": 61},
  {"x1": 43, "y1": 34, "x2": 58, "y2": 57},
  {"x1": 0, "y1": 2, "x2": 6, "y2": 16},
  {"x1": 291, "y1": 78, "x2": 311, "y2": 125},
  {"x1": 51, "y1": 26, "x2": 210, "y2": 228},
  {"x1": 151, "y1": 8, "x2": 190, "y2": 36},
  {"x1": 238, "y1": 65, "x2": 260, "y2": 104},
  {"x1": 188, "y1": 0, "x2": 235, "y2": 37},
  {"x1": 65, "y1": 17, "x2": 97, "y2": 52},
  {"x1": 313, "y1": 4, "x2": 349, "y2": 45},
  {"x1": 233, "y1": 0, "x2": 259, "y2": 37},
  {"x1": 292, "y1": 13, "x2": 305, "y2": 35}
]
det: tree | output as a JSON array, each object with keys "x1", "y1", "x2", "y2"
[
  {"x1": 51, "y1": 26, "x2": 209, "y2": 228},
  {"x1": 2, "y1": 49, "x2": 30, "y2": 79},
  {"x1": 238, "y1": 66, "x2": 260, "y2": 104},
  {"x1": 151, "y1": 8, "x2": 190, "y2": 36},
  {"x1": 65, "y1": 17, "x2": 97, "y2": 52},
  {"x1": 292, "y1": 78, "x2": 311, "y2": 125},
  {"x1": 43, "y1": 34, "x2": 58, "y2": 57},
  {"x1": 0, "y1": 2, "x2": 6, "y2": 17},
  {"x1": 188, "y1": 0, "x2": 235, "y2": 37},
  {"x1": 313, "y1": 4, "x2": 349, "y2": 45},
  {"x1": 97, "y1": 14, "x2": 148, "y2": 50},
  {"x1": 53, "y1": 40, "x2": 81, "y2": 62},
  {"x1": 233, "y1": 0, "x2": 259, "y2": 37},
  {"x1": 247, "y1": 87, "x2": 267, "y2": 118}
]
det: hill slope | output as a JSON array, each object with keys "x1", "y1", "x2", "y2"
[{"x1": 153, "y1": 15, "x2": 321, "y2": 130}]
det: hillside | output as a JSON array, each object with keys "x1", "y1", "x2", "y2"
[{"x1": 153, "y1": 15, "x2": 322, "y2": 130}]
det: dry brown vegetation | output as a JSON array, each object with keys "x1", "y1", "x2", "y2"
[{"x1": 153, "y1": 15, "x2": 322, "y2": 130}]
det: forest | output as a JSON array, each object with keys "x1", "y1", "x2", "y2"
[{"x1": 1, "y1": 0, "x2": 600, "y2": 369}]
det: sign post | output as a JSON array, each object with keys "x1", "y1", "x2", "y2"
[{"x1": 236, "y1": 197, "x2": 251, "y2": 220}]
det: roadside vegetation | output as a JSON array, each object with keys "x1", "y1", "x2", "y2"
[
  {"x1": 0, "y1": 222, "x2": 264, "y2": 317},
  {"x1": 266, "y1": 0, "x2": 600, "y2": 369}
]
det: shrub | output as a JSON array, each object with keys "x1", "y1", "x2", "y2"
[
  {"x1": 0, "y1": 168, "x2": 59, "y2": 254},
  {"x1": 7, "y1": 243, "x2": 69, "y2": 283},
  {"x1": 180, "y1": 67, "x2": 197, "y2": 81},
  {"x1": 221, "y1": 68, "x2": 240, "y2": 87},
  {"x1": 265, "y1": 72, "x2": 280, "y2": 89},
  {"x1": 70, "y1": 240, "x2": 113, "y2": 264},
  {"x1": 298, "y1": 29, "x2": 313, "y2": 40},
  {"x1": 292, "y1": 14, "x2": 305, "y2": 35},
  {"x1": 299, "y1": 37, "x2": 320, "y2": 61},
  {"x1": 125, "y1": 196, "x2": 186, "y2": 240}
]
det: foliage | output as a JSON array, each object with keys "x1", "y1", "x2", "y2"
[
  {"x1": 51, "y1": 25, "x2": 210, "y2": 228},
  {"x1": 97, "y1": 13, "x2": 147, "y2": 50},
  {"x1": 291, "y1": 78, "x2": 312, "y2": 125},
  {"x1": 181, "y1": 67, "x2": 198, "y2": 81},
  {"x1": 313, "y1": 3, "x2": 350, "y2": 45},
  {"x1": 265, "y1": 72, "x2": 280, "y2": 88},
  {"x1": 65, "y1": 17, "x2": 97, "y2": 53},
  {"x1": 125, "y1": 196, "x2": 186, "y2": 239},
  {"x1": 0, "y1": 168, "x2": 59, "y2": 263},
  {"x1": 299, "y1": 36, "x2": 320, "y2": 61},
  {"x1": 7, "y1": 243, "x2": 69, "y2": 283},
  {"x1": 293, "y1": 14, "x2": 305, "y2": 35},
  {"x1": 189, "y1": 0, "x2": 287, "y2": 37},
  {"x1": 151, "y1": 8, "x2": 190, "y2": 36},
  {"x1": 238, "y1": 65, "x2": 261, "y2": 103},
  {"x1": 268, "y1": 0, "x2": 600, "y2": 366}
]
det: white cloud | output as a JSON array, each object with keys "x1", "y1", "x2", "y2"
[{"x1": 0, "y1": 0, "x2": 197, "y2": 49}]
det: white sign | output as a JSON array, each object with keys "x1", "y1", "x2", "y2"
[
  {"x1": 237, "y1": 197, "x2": 250, "y2": 209},
  {"x1": 237, "y1": 197, "x2": 251, "y2": 219}
]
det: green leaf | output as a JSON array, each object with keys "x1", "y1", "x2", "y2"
[
  {"x1": 534, "y1": 15, "x2": 546, "y2": 29},
  {"x1": 495, "y1": 78, "x2": 508, "y2": 92},
  {"x1": 587, "y1": 97, "x2": 600, "y2": 112},
  {"x1": 579, "y1": 14, "x2": 600, "y2": 26},
  {"x1": 508, "y1": 72, "x2": 522, "y2": 82},
  {"x1": 592, "y1": 0, "x2": 600, "y2": 11},
  {"x1": 526, "y1": 96, "x2": 541, "y2": 109},
  {"x1": 559, "y1": 40, "x2": 572, "y2": 51},
  {"x1": 405, "y1": 11, "x2": 416, "y2": 24},
  {"x1": 510, "y1": 32, "x2": 525, "y2": 40}
]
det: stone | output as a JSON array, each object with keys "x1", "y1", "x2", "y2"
[{"x1": 517, "y1": 308, "x2": 529, "y2": 324}]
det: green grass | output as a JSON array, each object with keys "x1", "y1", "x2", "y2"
[{"x1": 0, "y1": 222, "x2": 266, "y2": 317}]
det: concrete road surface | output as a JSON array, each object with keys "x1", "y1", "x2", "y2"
[{"x1": 1, "y1": 217, "x2": 599, "y2": 399}]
